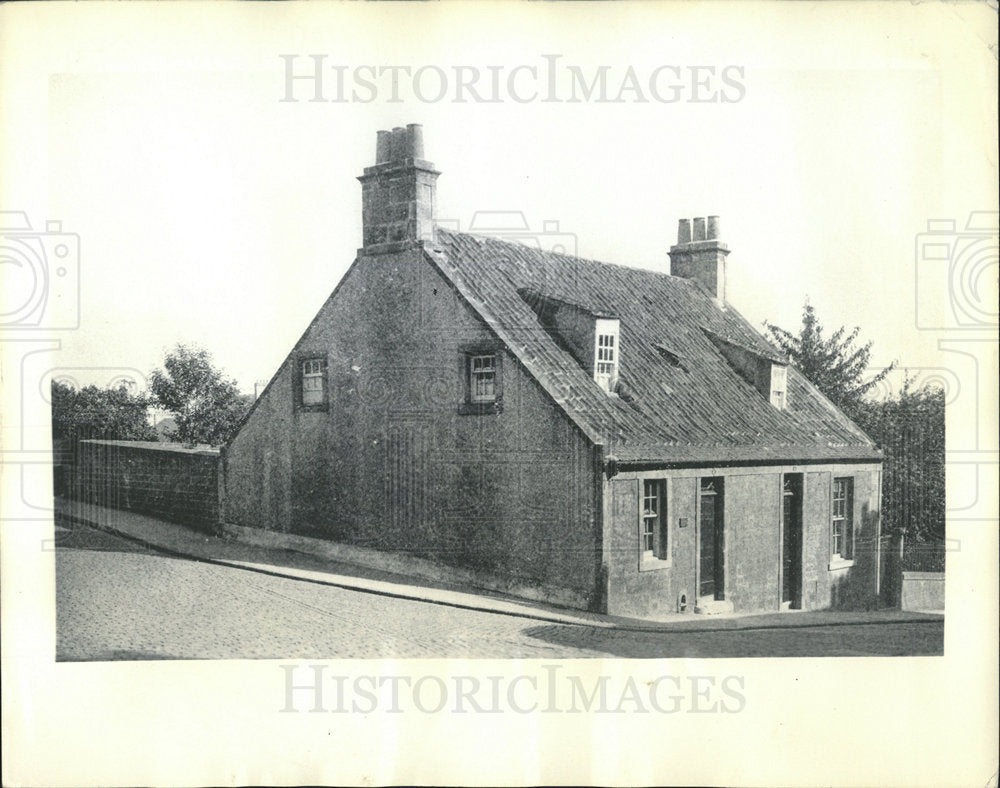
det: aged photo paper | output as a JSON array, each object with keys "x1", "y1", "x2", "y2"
[{"x1": 2, "y1": 2, "x2": 997, "y2": 786}]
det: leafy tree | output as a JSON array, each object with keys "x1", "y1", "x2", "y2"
[
  {"x1": 765, "y1": 301, "x2": 895, "y2": 420},
  {"x1": 766, "y1": 303, "x2": 945, "y2": 573},
  {"x1": 150, "y1": 344, "x2": 251, "y2": 446},
  {"x1": 852, "y1": 379, "x2": 945, "y2": 550},
  {"x1": 50, "y1": 380, "x2": 157, "y2": 443}
]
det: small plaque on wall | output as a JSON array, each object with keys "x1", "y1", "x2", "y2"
[{"x1": 678, "y1": 517, "x2": 688, "y2": 528}]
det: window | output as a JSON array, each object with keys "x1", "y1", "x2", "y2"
[
  {"x1": 593, "y1": 318, "x2": 620, "y2": 393},
  {"x1": 298, "y1": 357, "x2": 327, "y2": 409},
  {"x1": 469, "y1": 354, "x2": 497, "y2": 403},
  {"x1": 597, "y1": 334, "x2": 615, "y2": 375},
  {"x1": 459, "y1": 347, "x2": 503, "y2": 414},
  {"x1": 641, "y1": 479, "x2": 668, "y2": 563},
  {"x1": 595, "y1": 332, "x2": 619, "y2": 393},
  {"x1": 769, "y1": 364, "x2": 787, "y2": 410},
  {"x1": 832, "y1": 477, "x2": 854, "y2": 561}
]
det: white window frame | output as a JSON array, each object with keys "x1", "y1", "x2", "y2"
[
  {"x1": 469, "y1": 354, "x2": 497, "y2": 404},
  {"x1": 769, "y1": 363, "x2": 788, "y2": 410},
  {"x1": 301, "y1": 358, "x2": 326, "y2": 406},
  {"x1": 593, "y1": 318, "x2": 620, "y2": 394},
  {"x1": 831, "y1": 476, "x2": 855, "y2": 567},
  {"x1": 640, "y1": 478, "x2": 670, "y2": 568}
]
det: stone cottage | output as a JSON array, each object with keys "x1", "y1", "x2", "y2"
[{"x1": 222, "y1": 124, "x2": 883, "y2": 618}]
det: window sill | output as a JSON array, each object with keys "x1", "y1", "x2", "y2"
[
  {"x1": 828, "y1": 557, "x2": 855, "y2": 572},
  {"x1": 297, "y1": 403, "x2": 329, "y2": 413},
  {"x1": 640, "y1": 555, "x2": 672, "y2": 572},
  {"x1": 458, "y1": 401, "x2": 502, "y2": 416}
]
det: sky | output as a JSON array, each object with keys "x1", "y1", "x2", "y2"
[{"x1": 2, "y1": 2, "x2": 997, "y2": 403}]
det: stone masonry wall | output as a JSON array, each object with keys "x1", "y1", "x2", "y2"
[{"x1": 72, "y1": 440, "x2": 221, "y2": 533}]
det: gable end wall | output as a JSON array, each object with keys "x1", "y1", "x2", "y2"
[{"x1": 224, "y1": 246, "x2": 602, "y2": 609}]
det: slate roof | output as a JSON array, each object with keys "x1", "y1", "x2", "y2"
[{"x1": 425, "y1": 228, "x2": 881, "y2": 465}]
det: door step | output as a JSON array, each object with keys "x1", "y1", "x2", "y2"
[{"x1": 695, "y1": 598, "x2": 735, "y2": 615}]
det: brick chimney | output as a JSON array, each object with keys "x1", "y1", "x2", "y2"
[
  {"x1": 357, "y1": 124, "x2": 439, "y2": 250},
  {"x1": 668, "y1": 215, "x2": 730, "y2": 304}
]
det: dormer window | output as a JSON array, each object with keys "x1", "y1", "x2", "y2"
[
  {"x1": 594, "y1": 318, "x2": 620, "y2": 394},
  {"x1": 703, "y1": 330, "x2": 788, "y2": 411},
  {"x1": 516, "y1": 290, "x2": 621, "y2": 396},
  {"x1": 597, "y1": 334, "x2": 615, "y2": 381},
  {"x1": 770, "y1": 364, "x2": 787, "y2": 410}
]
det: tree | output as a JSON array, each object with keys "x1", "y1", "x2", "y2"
[
  {"x1": 150, "y1": 344, "x2": 252, "y2": 446},
  {"x1": 852, "y1": 379, "x2": 945, "y2": 550},
  {"x1": 765, "y1": 301, "x2": 895, "y2": 420},
  {"x1": 766, "y1": 303, "x2": 945, "y2": 572},
  {"x1": 50, "y1": 380, "x2": 157, "y2": 444}
]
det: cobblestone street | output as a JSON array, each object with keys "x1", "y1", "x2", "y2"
[{"x1": 55, "y1": 521, "x2": 943, "y2": 660}]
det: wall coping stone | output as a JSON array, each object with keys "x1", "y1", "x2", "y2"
[{"x1": 80, "y1": 439, "x2": 220, "y2": 456}]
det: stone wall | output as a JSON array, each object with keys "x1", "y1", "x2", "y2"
[
  {"x1": 224, "y1": 246, "x2": 602, "y2": 610},
  {"x1": 900, "y1": 571, "x2": 945, "y2": 612},
  {"x1": 72, "y1": 440, "x2": 221, "y2": 533},
  {"x1": 604, "y1": 462, "x2": 883, "y2": 618}
]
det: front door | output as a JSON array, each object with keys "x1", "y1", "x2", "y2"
[
  {"x1": 781, "y1": 474, "x2": 803, "y2": 608},
  {"x1": 699, "y1": 478, "x2": 725, "y2": 600}
]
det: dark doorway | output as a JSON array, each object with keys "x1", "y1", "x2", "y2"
[
  {"x1": 699, "y1": 477, "x2": 725, "y2": 600},
  {"x1": 782, "y1": 474, "x2": 804, "y2": 608}
]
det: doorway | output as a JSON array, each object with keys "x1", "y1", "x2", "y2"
[
  {"x1": 699, "y1": 477, "x2": 725, "y2": 600},
  {"x1": 782, "y1": 473, "x2": 803, "y2": 609}
]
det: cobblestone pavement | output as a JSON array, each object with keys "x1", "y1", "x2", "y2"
[{"x1": 55, "y1": 522, "x2": 943, "y2": 660}]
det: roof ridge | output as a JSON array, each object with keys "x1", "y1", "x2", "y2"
[{"x1": 436, "y1": 226, "x2": 696, "y2": 285}]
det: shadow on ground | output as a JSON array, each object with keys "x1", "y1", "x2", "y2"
[
  {"x1": 55, "y1": 521, "x2": 157, "y2": 554},
  {"x1": 58, "y1": 650, "x2": 181, "y2": 662},
  {"x1": 522, "y1": 620, "x2": 944, "y2": 658}
]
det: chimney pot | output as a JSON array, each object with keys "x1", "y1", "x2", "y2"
[
  {"x1": 406, "y1": 124, "x2": 425, "y2": 159},
  {"x1": 678, "y1": 219, "x2": 692, "y2": 244},
  {"x1": 693, "y1": 217, "x2": 707, "y2": 241},
  {"x1": 375, "y1": 130, "x2": 391, "y2": 164},
  {"x1": 389, "y1": 127, "x2": 407, "y2": 162},
  {"x1": 707, "y1": 215, "x2": 720, "y2": 240}
]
